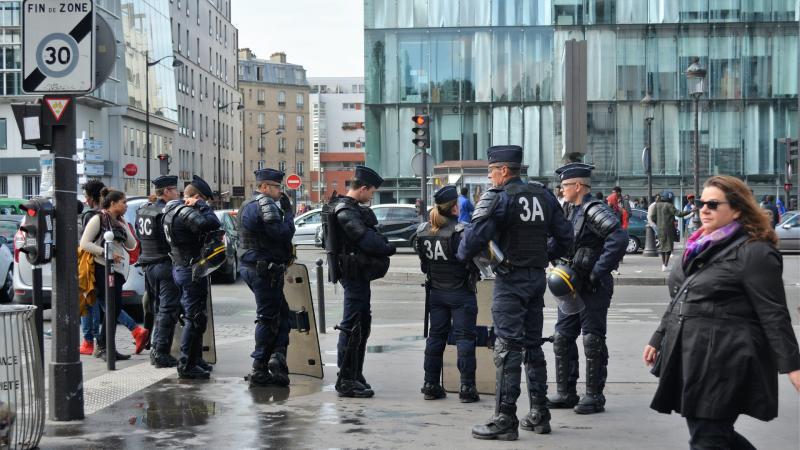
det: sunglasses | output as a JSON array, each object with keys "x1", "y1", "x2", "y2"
[{"x1": 694, "y1": 199, "x2": 729, "y2": 210}]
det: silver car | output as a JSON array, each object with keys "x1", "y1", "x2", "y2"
[
  {"x1": 294, "y1": 208, "x2": 322, "y2": 245},
  {"x1": 776, "y1": 210, "x2": 800, "y2": 252}
]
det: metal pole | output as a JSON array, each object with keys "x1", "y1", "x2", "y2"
[
  {"x1": 420, "y1": 150, "x2": 427, "y2": 219},
  {"x1": 643, "y1": 118, "x2": 658, "y2": 257},
  {"x1": 145, "y1": 51, "x2": 151, "y2": 197},
  {"x1": 217, "y1": 106, "x2": 222, "y2": 206},
  {"x1": 315, "y1": 258, "x2": 326, "y2": 334},
  {"x1": 48, "y1": 95, "x2": 83, "y2": 421},
  {"x1": 104, "y1": 235, "x2": 116, "y2": 371},
  {"x1": 692, "y1": 95, "x2": 701, "y2": 229},
  {"x1": 31, "y1": 266, "x2": 44, "y2": 367}
]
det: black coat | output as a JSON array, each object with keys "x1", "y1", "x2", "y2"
[{"x1": 648, "y1": 230, "x2": 800, "y2": 421}]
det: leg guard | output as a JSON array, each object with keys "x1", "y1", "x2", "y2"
[
  {"x1": 253, "y1": 313, "x2": 281, "y2": 361},
  {"x1": 547, "y1": 332, "x2": 580, "y2": 408},
  {"x1": 182, "y1": 310, "x2": 207, "y2": 368},
  {"x1": 334, "y1": 314, "x2": 373, "y2": 398},
  {"x1": 574, "y1": 333, "x2": 608, "y2": 414},
  {"x1": 356, "y1": 313, "x2": 372, "y2": 386},
  {"x1": 493, "y1": 337, "x2": 523, "y2": 416},
  {"x1": 523, "y1": 345, "x2": 547, "y2": 399}
]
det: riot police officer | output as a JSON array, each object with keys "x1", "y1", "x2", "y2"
[
  {"x1": 163, "y1": 176, "x2": 221, "y2": 379},
  {"x1": 546, "y1": 162, "x2": 627, "y2": 414},
  {"x1": 457, "y1": 145, "x2": 573, "y2": 441},
  {"x1": 416, "y1": 185, "x2": 480, "y2": 403},
  {"x1": 136, "y1": 175, "x2": 181, "y2": 368},
  {"x1": 327, "y1": 165, "x2": 396, "y2": 398},
  {"x1": 239, "y1": 168, "x2": 296, "y2": 387}
]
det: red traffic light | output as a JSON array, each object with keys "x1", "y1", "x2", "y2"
[
  {"x1": 412, "y1": 115, "x2": 428, "y2": 126},
  {"x1": 157, "y1": 153, "x2": 169, "y2": 161},
  {"x1": 27, "y1": 208, "x2": 36, "y2": 217}
]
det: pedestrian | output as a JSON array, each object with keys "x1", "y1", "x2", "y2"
[
  {"x1": 761, "y1": 195, "x2": 779, "y2": 228},
  {"x1": 328, "y1": 166, "x2": 396, "y2": 397},
  {"x1": 78, "y1": 179, "x2": 105, "y2": 356},
  {"x1": 416, "y1": 185, "x2": 479, "y2": 403},
  {"x1": 136, "y1": 175, "x2": 181, "y2": 368},
  {"x1": 239, "y1": 168, "x2": 296, "y2": 387},
  {"x1": 612, "y1": 187, "x2": 632, "y2": 218},
  {"x1": 457, "y1": 187, "x2": 474, "y2": 224},
  {"x1": 643, "y1": 175, "x2": 800, "y2": 449},
  {"x1": 595, "y1": 192, "x2": 605, "y2": 203},
  {"x1": 651, "y1": 191, "x2": 691, "y2": 271},
  {"x1": 547, "y1": 163, "x2": 627, "y2": 415},
  {"x1": 79, "y1": 188, "x2": 145, "y2": 361},
  {"x1": 163, "y1": 176, "x2": 221, "y2": 379},
  {"x1": 776, "y1": 197, "x2": 786, "y2": 217},
  {"x1": 457, "y1": 145, "x2": 573, "y2": 441},
  {"x1": 682, "y1": 195, "x2": 696, "y2": 236}
]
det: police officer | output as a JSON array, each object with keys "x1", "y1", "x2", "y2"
[
  {"x1": 329, "y1": 165, "x2": 396, "y2": 398},
  {"x1": 239, "y1": 168, "x2": 296, "y2": 387},
  {"x1": 163, "y1": 176, "x2": 221, "y2": 379},
  {"x1": 416, "y1": 185, "x2": 480, "y2": 403},
  {"x1": 457, "y1": 146, "x2": 573, "y2": 441},
  {"x1": 136, "y1": 175, "x2": 181, "y2": 368},
  {"x1": 547, "y1": 163, "x2": 627, "y2": 414}
]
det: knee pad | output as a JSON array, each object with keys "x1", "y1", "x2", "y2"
[
  {"x1": 524, "y1": 346, "x2": 545, "y2": 367},
  {"x1": 493, "y1": 337, "x2": 523, "y2": 367},
  {"x1": 552, "y1": 332, "x2": 577, "y2": 357},
  {"x1": 188, "y1": 311, "x2": 208, "y2": 331},
  {"x1": 583, "y1": 334, "x2": 606, "y2": 359}
]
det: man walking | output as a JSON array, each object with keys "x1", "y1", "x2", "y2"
[{"x1": 457, "y1": 187, "x2": 474, "y2": 224}]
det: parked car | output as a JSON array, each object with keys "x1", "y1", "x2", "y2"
[
  {"x1": 0, "y1": 216, "x2": 22, "y2": 303},
  {"x1": 13, "y1": 197, "x2": 147, "y2": 315},
  {"x1": 0, "y1": 198, "x2": 27, "y2": 215},
  {"x1": 776, "y1": 210, "x2": 800, "y2": 252},
  {"x1": 294, "y1": 208, "x2": 322, "y2": 245},
  {"x1": 626, "y1": 209, "x2": 648, "y2": 253},
  {"x1": 315, "y1": 203, "x2": 425, "y2": 249},
  {"x1": 213, "y1": 209, "x2": 240, "y2": 283}
]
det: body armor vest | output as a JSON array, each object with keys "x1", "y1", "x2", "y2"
[
  {"x1": 238, "y1": 197, "x2": 272, "y2": 252},
  {"x1": 500, "y1": 183, "x2": 550, "y2": 269},
  {"x1": 163, "y1": 203, "x2": 202, "y2": 265},
  {"x1": 417, "y1": 220, "x2": 470, "y2": 291},
  {"x1": 567, "y1": 201, "x2": 607, "y2": 275},
  {"x1": 136, "y1": 201, "x2": 171, "y2": 264}
]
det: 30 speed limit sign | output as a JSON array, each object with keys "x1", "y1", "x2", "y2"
[{"x1": 22, "y1": 0, "x2": 95, "y2": 94}]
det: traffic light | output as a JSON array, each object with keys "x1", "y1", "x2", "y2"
[
  {"x1": 18, "y1": 198, "x2": 54, "y2": 265},
  {"x1": 412, "y1": 115, "x2": 430, "y2": 149},
  {"x1": 157, "y1": 153, "x2": 171, "y2": 176}
]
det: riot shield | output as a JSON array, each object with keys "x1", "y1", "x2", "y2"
[
  {"x1": 443, "y1": 278, "x2": 496, "y2": 395},
  {"x1": 170, "y1": 278, "x2": 217, "y2": 364},
  {"x1": 283, "y1": 263, "x2": 323, "y2": 379}
]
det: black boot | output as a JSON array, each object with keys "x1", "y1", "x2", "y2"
[
  {"x1": 420, "y1": 382, "x2": 446, "y2": 400},
  {"x1": 197, "y1": 359, "x2": 214, "y2": 373},
  {"x1": 520, "y1": 395, "x2": 551, "y2": 434},
  {"x1": 547, "y1": 333, "x2": 579, "y2": 408},
  {"x1": 151, "y1": 351, "x2": 178, "y2": 368},
  {"x1": 574, "y1": 334, "x2": 607, "y2": 414},
  {"x1": 247, "y1": 359, "x2": 275, "y2": 387},
  {"x1": 268, "y1": 349, "x2": 290, "y2": 387},
  {"x1": 355, "y1": 315, "x2": 372, "y2": 389},
  {"x1": 178, "y1": 358, "x2": 210, "y2": 380},
  {"x1": 95, "y1": 345, "x2": 130, "y2": 361},
  {"x1": 335, "y1": 318, "x2": 374, "y2": 398},
  {"x1": 471, "y1": 413, "x2": 519, "y2": 441},
  {"x1": 471, "y1": 338, "x2": 522, "y2": 441},
  {"x1": 459, "y1": 384, "x2": 480, "y2": 403}
]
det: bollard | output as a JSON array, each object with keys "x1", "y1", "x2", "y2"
[
  {"x1": 315, "y1": 258, "x2": 326, "y2": 334},
  {"x1": 103, "y1": 231, "x2": 116, "y2": 370},
  {"x1": 30, "y1": 266, "x2": 44, "y2": 368}
]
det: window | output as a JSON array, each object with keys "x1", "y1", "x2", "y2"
[
  {"x1": 257, "y1": 89, "x2": 265, "y2": 105},
  {"x1": 390, "y1": 208, "x2": 418, "y2": 221},
  {"x1": 278, "y1": 160, "x2": 286, "y2": 172},
  {"x1": 296, "y1": 161, "x2": 304, "y2": 176},
  {"x1": 296, "y1": 115, "x2": 304, "y2": 131},
  {"x1": 278, "y1": 91, "x2": 286, "y2": 106},
  {"x1": 278, "y1": 137, "x2": 286, "y2": 153},
  {"x1": 23, "y1": 175, "x2": 40, "y2": 199},
  {"x1": 0, "y1": 118, "x2": 8, "y2": 149},
  {"x1": 295, "y1": 138, "x2": 304, "y2": 152},
  {"x1": 0, "y1": 176, "x2": 7, "y2": 197},
  {"x1": 278, "y1": 114, "x2": 285, "y2": 130},
  {"x1": 295, "y1": 92, "x2": 304, "y2": 108},
  {"x1": 258, "y1": 113, "x2": 265, "y2": 126}
]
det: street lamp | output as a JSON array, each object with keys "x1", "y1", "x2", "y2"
[
  {"x1": 641, "y1": 91, "x2": 657, "y2": 257},
  {"x1": 686, "y1": 58, "x2": 706, "y2": 229},
  {"x1": 218, "y1": 101, "x2": 245, "y2": 205},
  {"x1": 258, "y1": 126, "x2": 284, "y2": 170},
  {"x1": 145, "y1": 52, "x2": 182, "y2": 196}
]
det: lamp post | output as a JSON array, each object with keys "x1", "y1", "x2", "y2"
[
  {"x1": 686, "y1": 58, "x2": 706, "y2": 230},
  {"x1": 641, "y1": 92, "x2": 658, "y2": 257},
  {"x1": 145, "y1": 52, "x2": 182, "y2": 196},
  {"x1": 258, "y1": 126, "x2": 283, "y2": 170},
  {"x1": 217, "y1": 101, "x2": 245, "y2": 206}
]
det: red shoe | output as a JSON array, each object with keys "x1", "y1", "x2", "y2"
[
  {"x1": 131, "y1": 326, "x2": 150, "y2": 355},
  {"x1": 79, "y1": 340, "x2": 94, "y2": 355}
]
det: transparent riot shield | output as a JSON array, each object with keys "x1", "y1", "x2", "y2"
[
  {"x1": 283, "y1": 263, "x2": 324, "y2": 379},
  {"x1": 171, "y1": 278, "x2": 217, "y2": 364},
  {"x1": 443, "y1": 278, "x2": 496, "y2": 395}
]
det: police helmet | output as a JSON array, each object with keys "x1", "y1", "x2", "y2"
[
  {"x1": 547, "y1": 264, "x2": 578, "y2": 297},
  {"x1": 192, "y1": 230, "x2": 227, "y2": 281}
]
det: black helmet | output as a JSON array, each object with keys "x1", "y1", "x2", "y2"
[
  {"x1": 547, "y1": 264, "x2": 579, "y2": 297},
  {"x1": 192, "y1": 229, "x2": 227, "y2": 281}
]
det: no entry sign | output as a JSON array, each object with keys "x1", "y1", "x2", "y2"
[{"x1": 286, "y1": 174, "x2": 302, "y2": 190}]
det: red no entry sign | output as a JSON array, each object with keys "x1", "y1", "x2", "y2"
[{"x1": 286, "y1": 174, "x2": 302, "y2": 190}]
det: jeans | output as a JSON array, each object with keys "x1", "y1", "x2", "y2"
[{"x1": 81, "y1": 301, "x2": 101, "y2": 342}]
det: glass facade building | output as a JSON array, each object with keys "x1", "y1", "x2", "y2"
[{"x1": 364, "y1": 0, "x2": 799, "y2": 200}]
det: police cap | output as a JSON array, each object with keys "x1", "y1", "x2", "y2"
[
  {"x1": 254, "y1": 168, "x2": 284, "y2": 185},
  {"x1": 152, "y1": 175, "x2": 178, "y2": 189},
  {"x1": 433, "y1": 185, "x2": 458, "y2": 204},
  {"x1": 487, "y1": 145, "x2": 523, "y2": 165},
  {"x1": 354, "y1": 165, "x2": 384, "y2": 188},
  {"x1": 191, "y1": 175, "x2": 214, "y2": 199},
  {"x1": 555, "y1": 162, "x2": 595, "y2": 181}
]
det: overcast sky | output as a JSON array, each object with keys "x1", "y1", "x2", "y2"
[{"x1": 232, "y1": 0, "x2": 364, "y2": 78}]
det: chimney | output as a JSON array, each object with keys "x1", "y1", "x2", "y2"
[
  {"x1": 238, "y1": 48, "x2": 256, "y2": 60},
  {"x1": 270, "y1": 52, "x2": 287, "y2": 63}
]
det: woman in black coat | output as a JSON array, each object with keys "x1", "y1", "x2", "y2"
[{"x1": 643, "y1": 175, "x2": 800, "y2": 449}]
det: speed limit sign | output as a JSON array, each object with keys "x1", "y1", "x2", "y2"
[{"x1": 22, "y1": 0, "x2": 94, "y2": 94}]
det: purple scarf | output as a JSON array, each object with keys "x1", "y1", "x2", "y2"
[{"x1": 683, "y1": 221, "x2": 742, "y2": 265}]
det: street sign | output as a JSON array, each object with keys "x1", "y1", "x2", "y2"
[
  {"x1": 44, "y1": 97, "x2": 70, "y2": 121},
  {"x1": 286, "y1": 174, "x2": 302, "y2": 190},
  {"x1": 411, "y1": 152, "x2": 434, "y2": 177},
  {"x1": 123, "y1": 163, "x2": 138, "y2": 177},
  {"x1": 22, "y1": 0, "x2": 95, "y2": 94}
]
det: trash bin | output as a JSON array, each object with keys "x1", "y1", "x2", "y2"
[{"x1": 0, "y1": 305, "x2": 45, "y2": 449}]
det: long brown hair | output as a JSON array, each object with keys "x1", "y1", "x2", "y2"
[
  {"x1": 429, "y1": 199, "x2": 457, "y2": 233},
  {"x1": 703, "y1": 176, "x2": 777, "y2": 244}
]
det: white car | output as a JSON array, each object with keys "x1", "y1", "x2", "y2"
[
  {"x1": 776, "y1": 210, "x2": 800, "y2": 252},
  {"x1": 13, "y1": 198, "x2": 147, "y2": 315},
  {"x1": 294, "y1": 208, "x2": 322, "y2": 245}
]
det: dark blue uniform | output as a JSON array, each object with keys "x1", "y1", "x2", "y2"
[
  {"x1": 163, "y1": 194, "x2": 220, "y2": 378},
  {"x1": 238, "y1": 190, "x2": 295, "y2": 385},
  {"x1": 549, "y1": 192, "x2": 627, "y2": 414}
]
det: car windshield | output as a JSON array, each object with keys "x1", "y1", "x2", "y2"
[{"x1": 0, "y1": 219, "x2": 18, "y2": 241}]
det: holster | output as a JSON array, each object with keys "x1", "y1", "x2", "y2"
[{"x1": 256, "y1": 261, "x2": 286, "y2": 287}]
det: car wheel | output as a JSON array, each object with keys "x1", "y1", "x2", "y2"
[
  {"x1": 0, "y1": 267, "x2": 12, "y2": 303},
  {"x1": 226, "y1": 256, "x2": 238, "y2": 283},
  {"x1": 626, "y1": 236, "x2": 641, "y2": 254},
  {"x1": 409, "y1": 235, "x2": 418, "y2": 254}
]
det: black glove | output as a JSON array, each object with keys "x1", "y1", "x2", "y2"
[
  {"x1": 589, "y1": 271, "x2": 603, "y2": 290},
  {"x1": 279, "y1": 193, "x2": 292, "y2": 213},
  {"x1": 387, "y1": 243, "x2": 397, "y2": 256}
]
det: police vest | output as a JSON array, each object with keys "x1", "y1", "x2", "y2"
[
  {"x1": 135, "y1": 202, "x2": 171, "y2": 264},
  {"x1": 567, "y1": 201, "x2": 608, "y2": 274},
  {"x1": 162, "y1": 202, "x2": 202, "y2": 265},
  {"x1": 500, "y1": 183, "x2": 550, "y2": 269},
  {"x1": 237, "y1": 197, "x2": 272, "y2": 252},
  {"x1": 417, "y1": 220, "x2": 470, "y2": 291}
]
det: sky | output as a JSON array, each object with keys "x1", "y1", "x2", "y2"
[{"x1": 232, "y1": 0, "x2": 365, "y2": 78}]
